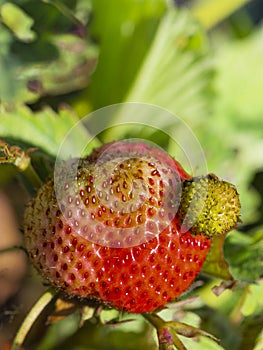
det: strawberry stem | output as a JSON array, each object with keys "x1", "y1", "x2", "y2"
[
  {"x1": 143, "y1": 313, "x2": 187, "y2": 350},
  {"x1": 0, "y1": 140, "x2": 43, "y2": 191},
  {"x1": 44, "y1": 0, "x2": 85, "y2": 28},
  {"x1": 143, "y1": 312, "x2": 219, "y2": 350},
  {"x1": 10, "y1": 287, "x2": 57, "y2": 350},
  {"x1": 143, "y1": 313, "x2": 164, "y2": 329},
  {"x1": 21, "y1": 161, "x2": 43, "y2": 191}
]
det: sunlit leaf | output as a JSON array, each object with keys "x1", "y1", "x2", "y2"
[
  {"x1": 73, "y1": 0, "x2": 167, "y2": 115},
  {"x1": 241, "y1": 281, "x2": 263, "y2": 317},
  {"x1": 202, "y1": 24, "x2": 263, "y2": 223},
  {"x1": 125, "y1": 8, "x2": 212, "y2": 122},
  {"x1": 181, "y1": 334, "x2": 225, "y2": 350},
  {"x1": 99, "y1": 8, "x2": 213, "y2": 142},
  {"x1": 0, "y1": 105, "x2": 93, "y2": 157}
]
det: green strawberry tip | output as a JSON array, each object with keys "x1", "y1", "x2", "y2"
[{"x1": 178, "y1": 173, "x2": 241, "y2": 238}]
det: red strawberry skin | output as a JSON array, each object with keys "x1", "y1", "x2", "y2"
[{"x1": 24, "y1": 141, "x2": 210, "y2": 313}]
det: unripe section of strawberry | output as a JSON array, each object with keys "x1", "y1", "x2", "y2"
[
  {"x1": 178, "y1": 174, "x2": 241, "y2": 237},
  {"x1": 54, "y1": 153, "x2": 181, "y2": 248},
  {"x1": 24, "y1": 140, "x2": 240, "y2": 313},
  {"x1": 88, "y1": 140, "x2": 190, "y2": 180}
]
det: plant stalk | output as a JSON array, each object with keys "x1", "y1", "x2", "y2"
[
  {"x1": 11, "y1": 287, "x2": 57, "y2": 350},
  {"x1": 0, "y1": 245, "x2": 27, "y2": 255},
  {"x1": 22, "y1": 162, "x2": 43, "y2": 191}
]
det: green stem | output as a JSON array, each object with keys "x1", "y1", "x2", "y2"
[
  {"x1": 230, "y1": 285, "x2": 249, "y2": 324},
  {"x1": 0, "y1": 140, "x2": 43, "y2": 191},
  {"x1": 0, "y1": 245, "x2": 27, "y2": 255},
  {"x1": 143, "y1": 313, "x2": 165, "y2": 329},
  {"x1": 143, "y1": 314, "x2": 187, "y2": 350},
  {"x1": 43, "y1": 0, "x2": 85, "y2": 27},
  {"x1": 191, "y1": 0, "x2": 252, "y2": 30},
  {"x1": 22, "y1": 162, "x2": 43, "y2": 190},
  {"x1": 11, "y1": 287, "x2": 57, "y2": 350}
]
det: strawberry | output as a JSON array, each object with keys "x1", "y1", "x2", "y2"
[{"x1": 24, "y1": 140, "x2": 240, "y2": 313}]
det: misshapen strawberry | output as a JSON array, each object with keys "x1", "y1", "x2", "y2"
[{"x1": 24, "y1": 140, "x2": 240, "y2": 313}]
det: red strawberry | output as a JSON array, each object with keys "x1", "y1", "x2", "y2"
[{"x1": 24, "y1": 141, "x2": 240, "y2": 313}]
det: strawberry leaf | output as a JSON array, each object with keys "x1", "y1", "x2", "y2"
[
  {"x1": 0, "y1": 1, "x2": 97, "y2": 105},
  {"x1": 19, "y1": 33, "x2": 97, "y2": 103},
  {"x1": 239, "y1": 311, "x2": 263, "y2": 350},
  {"x1": 241, "y1": 281, "x2": 263, "y2": 317},
  {"x1": 224, "y1": 230, "x2": 263, "y2": 283},
  {"x1": 98, "y1": 7, "x2": 213, "y2": 145},
  {"x1": 79, "y1": 0, "x2": 167, "y2": 111},
  {"x1": 202, "y1": 228, "x2": 263, "y2": 285},
  {"x1": 200, "y1": 24, "x2": 263, "y2": 224},
  {"x1": 0, "y1": 105, "x2": 95, "y2": 157},
  {"x1": 125, "y1": 9, "x2": 212, "y2": 122}
]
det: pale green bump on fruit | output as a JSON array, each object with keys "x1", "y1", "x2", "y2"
[{"x1": 179, "y1": 174, "x2": 241, "y2": 238}]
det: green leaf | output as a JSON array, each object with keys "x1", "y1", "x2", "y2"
[
  {"x1": 182, "y1": 334, "x2": 225, "y2": 350},
  {"x1": 202, "y1": 24, "x2": 263, "y2": 224},
  {"x1": 239, "y1": 311, "x2": 263, "y2": 350},
  {"x1": 0, "y1": 3, "x2": 36, "y2": 42},
  {"x1": 0, "y1": 1, "x2": 97, "y2": 105},
  {"x1": 191, "y1": 0, "x2": 252, "y2": 30},
  {"x1": 73, "y1": 0, "x2": 167, "y2": 114},
  {"x1": 20, "y1": 33, "x2": 98, "y2": 102},
  {"x1": 7, "y1": 32, "x2": 97, "y2": 104},
  {"x1": 158, "y1": 309, "x2": 224, "y2": 350},
  {"x1": 125, "y1": 8, "x2": 212, "y2": 121},
  {"x1": 0, "y1": 52, "x2": 21, "y2": 102},
  {"x1": 224, "y1": 230, "x2": 263, "y2": 283},
  {"x1": 254, "y1": 331, "x2": 263, "y2": 350},
  {"x1": 0, "y1": 105, "x2": 94, "y2": 157},
  {"x1": 241, "y1": 281, "x2": 263, "y2": 317},
  {"x1": 42, "y1": 316, "x2": 156, "y2": 350},
  {"x1": 0, "y1": 22, "x2": 13, "y2": 55},
  {"x1": 37, "y1": 312, "x2": 81, "y2": 350},
  {"x1": 100, "y1": 8, "x2": 213, "y2": 142}
]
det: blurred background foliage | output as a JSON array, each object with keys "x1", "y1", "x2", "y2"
[{"x1": 0, "y1": 0, "x2": 262, "y2": 349}]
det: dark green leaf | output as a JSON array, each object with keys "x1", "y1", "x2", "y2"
[{"x1": 224, "y1": 230, "x2": 263, "y2": 283}]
